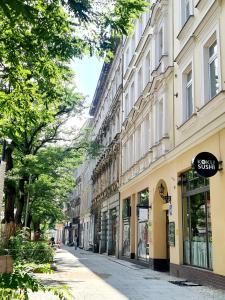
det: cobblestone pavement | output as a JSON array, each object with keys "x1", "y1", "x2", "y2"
[{"x1": 30, "y1": 247, "x2": 225, "y2": 300}]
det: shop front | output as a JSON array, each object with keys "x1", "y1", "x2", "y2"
[
  {"x1": 181, "y1": 170, "x2": 212, "y2": 270},
  {"x1": 137, "y1": 189, "x2": 149, "y2": 262},
  {"x1": 122, "y1": 198, "x2": 131, "y2": 257}
]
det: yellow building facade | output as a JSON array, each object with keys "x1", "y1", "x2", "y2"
[{"x1": 119, "y1": 0, "x2": 225, "y2": 288}]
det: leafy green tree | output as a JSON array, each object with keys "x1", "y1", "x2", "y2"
[{"x1": 0, "y1": 0, "x2": 149, "y2": 235}]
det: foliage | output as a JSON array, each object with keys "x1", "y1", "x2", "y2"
[
  {"x1": 0, "y1": 0, "x2": 149, "y2": 231},
  {"x1": 0, "y1": 269, "x2": 71, "y2": 300},
  {"x1": 9, "y1": 231, "x2": 54, "y2": 264},
  {"x1": 0, "y1": 0, "x2": 149, "y2": 57},
  {"x1": 15, "y1": 263, "x2": 53, "y2": 274}
]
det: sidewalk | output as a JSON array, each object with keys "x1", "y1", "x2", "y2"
[{"x1": 29, "y1": 247, "x2": 225, "y2": 300}]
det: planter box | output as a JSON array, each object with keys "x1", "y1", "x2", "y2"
[{"x1": 0, "y1": 255, "x2": 13, "y2": 273}]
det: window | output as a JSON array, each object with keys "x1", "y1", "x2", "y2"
[
  {"x1": 144, "y1": 52, "x2": 151, "y2": 86},
  {"x1": 124, "y1": 93, "x2": 129, "y2": 117},
  {"x1": 131, "y1": 34, "x2": 136, "y2": 54},
  {"x1": 125, "y1": 47, "x2": 130, "y2": 69},
  {"x1": 181, "y1": 0, "x2": 192, "y2": 25},
  {"x1": 184, "y1": 69, "x2": 193, "y2": 121},
  {"x1": 182, "y1": 170, "x2": 212, "y2": 269},
  {"x1": 208, "y1": 41, "x2": 219, "y2": 99},
  {"x1": 158, "y1": 28, "x2": 163, "y2": 60},
  {"x1": 138, "y1": 18, "x2": 143, "y2": 40},
  {"x1": 157, "y1": 100, "x2": 163, "y2": 141},
  {"x1": 138, "y1": 67, "x2": 143, "y2": 97},
  {"x1": 137, "y1": 189, "x2": 149, "y2": 261},
  {"x1": 143, "y1": 116, "x2": 150, "y2": 154},
  {"x1": 135, "y1": 126, "x2": 141, "y2": 161},
  {"x1": 130, "y1": 82, "x2": 135, "y2": 108}
]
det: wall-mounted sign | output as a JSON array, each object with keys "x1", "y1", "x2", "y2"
[
  {"x1": 192, "y1": 152, "x2": 219, "y2": 178},
  {"x1": 168, "y1": 222, "x2": 175, "y2": 247}
]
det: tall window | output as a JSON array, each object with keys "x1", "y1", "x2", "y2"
[
  {"x1": 157, "y1": 100, "x2": 163, "y2": 141},
  {"x1": 144, "y1": 116, "x2": 150, "y2": 154},
  {"x1": 184, "y1": 69, "x2": 193, "y2": 121},
  {"x1": 124, "y1": 93, "x2": 129, "y2": 117},
  {"x1": 122, "y1": 198, "x2": 131, "y2": 257},
  {"x1": 182, "y1": 170, "x2": 212, "y2": 269},
  {"x1": 130, "y1": 82, "x2": 135, "y2": 108},
  {"x1": 131, "y1": 34, "x2": 136, "y2": 55},
  {"x1": 138, "y1": 67, "x2": 143, "y2": 97},
  {"x1": 135, "y1": 126, "x2": 141, "y2": 161},
  {"x1": 125, "y1": 48, "x2": 130, "y2": 69},
  {"x1": 158, "y1": 28, "x2": 163, "y2": 60},
  {"x1": 145, "y1": 52, "x2": 151, "y2": 86},
  {"x1": 208, "y1": 40, "x2": 219, "y2": 99},
  {"x1": 182, "y1": 0, "x2": 192, "y2": 25}
]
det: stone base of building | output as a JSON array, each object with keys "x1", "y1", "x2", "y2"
[
  {"x1": 170, "y1": 263, "x2": 225, "y2": 290},
  {"x1": 120, "y1": 255, "x2": 169, "y2": 272}
]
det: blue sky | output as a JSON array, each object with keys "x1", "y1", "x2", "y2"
[
  {"x1": 71, "y1": 56, "x2": 103, "y2": 109},
  {"x1": 65, "y1": 56, "x2": 103, "y2": 130}
]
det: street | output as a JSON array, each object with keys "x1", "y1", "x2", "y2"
[{"x1": 31, "y1": 247, "x2": 225, "y2": 300}]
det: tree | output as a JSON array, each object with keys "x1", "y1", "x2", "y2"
[{"x1": 0, "y1": 0, "x2": 149, "y2": 237}]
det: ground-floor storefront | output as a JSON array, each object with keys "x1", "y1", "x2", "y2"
[
  {"x1": 79, "y1": 214, "x2": 94, "y2": 251},
  {"x1": 99, "y1": 193, "x2": 119, "y2": 257},
  {"x1": 119, "y1": 128, "x2": 225, "y2": 289}
]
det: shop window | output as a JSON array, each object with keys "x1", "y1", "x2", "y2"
[
  {"x1": 181, "y1": 170, "x2": 212, "y2": 269},
  {"x1": 122, "y1": 198, "x2": 131, "y2": 256},
  {"x1": 137, "y1": 189, "x2": 149, "y2": 261}
]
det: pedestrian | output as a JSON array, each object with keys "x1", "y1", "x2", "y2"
[
  {"x1": 74, "y1": 234, "x2": 78, "y2": 250},
  {"x1": 57, "y1": 239, "x2": 61, "y2": 249}
]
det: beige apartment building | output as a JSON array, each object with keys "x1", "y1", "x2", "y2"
[{"x1": 118, "y1": 0, "x2": 225, "y2": 289}]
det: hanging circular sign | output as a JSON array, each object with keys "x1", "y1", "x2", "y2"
[{"x1": 192, "y1": 152, "x2": 219, "y2": 177}]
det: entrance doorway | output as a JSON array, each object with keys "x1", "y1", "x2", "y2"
[{"x1": 153, "y1": 181, "x2": 170, "y2": 271}]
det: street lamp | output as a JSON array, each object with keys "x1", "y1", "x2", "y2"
[{"x1": 158, "y1": 183, "x2": 171, "y2": 203}]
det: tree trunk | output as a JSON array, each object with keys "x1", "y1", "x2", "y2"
[
  {"x1": 3, "y1": 147, "x2": 15, "y2": 223},
  {"x1": 3, "y1": 147, "x2": 16, "y2": 243},
  {"x1": 33, "y1": 220, "x2": 40, "y2": 241},
  {"x1": 26, "y1": 214, "x2": 32, "y2": 228},
  {"x1": 15, "y1": 176, "x2": 28, "y2": 225}
]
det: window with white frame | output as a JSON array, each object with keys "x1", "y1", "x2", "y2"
[
  {"x1": 125, "y1": 47, "x2": 130, "y2": 69},
  {"x1": 157, "y1": 100, "x2": 163, "y2": 141},
  {"x1": 183, "y1": 66, "x2": 193, "y2": 121},
  {"x1": 145, "y1": 115, "x2": 150, "y2": 153},
  {"x1": 181, "y1": 0, "x2": 193, "y2": 26},
  {"x1": 131, "y1": 34, "x2": 136, "y2": 55},
  {"x1": 130, "y1": 82, "x2": 135, "y2": 108},
  {"x1": 124, "y1": 93, "x2": 129, "y2": 117},
  {"x1": 158, "y1": 28, "x2": 163, "y2": 61},
  {"x1": 208, "y1": 40, "x2": 219, "y2": 100},
  {"x1": 138, "y1": 67, "x2": 143, "y2": 97},
  {"x1": 144, "y1": 52, "x2": 151, "y2": 86},
  {"x1": 135, "y1": 126, "x2": 141, "y2": 161},
  {"x1": 138, "y1": 18, "x2": 143, "y2": 40}
]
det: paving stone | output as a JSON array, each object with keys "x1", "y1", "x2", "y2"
[{"x1": 29, "y1": 247, "x2": 225, "y2": 300}]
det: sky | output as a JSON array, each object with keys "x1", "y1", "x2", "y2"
[{"x1": 67, "y1": 56, "x2": 103, "y2": 130}]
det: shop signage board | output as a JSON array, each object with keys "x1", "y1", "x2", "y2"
[
  {"x1": 168, "y1": 222, "x2": 175, "y2": 247},
  {"x1": 192, "y1": 152, "x2": 219, "y2": 177}
]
